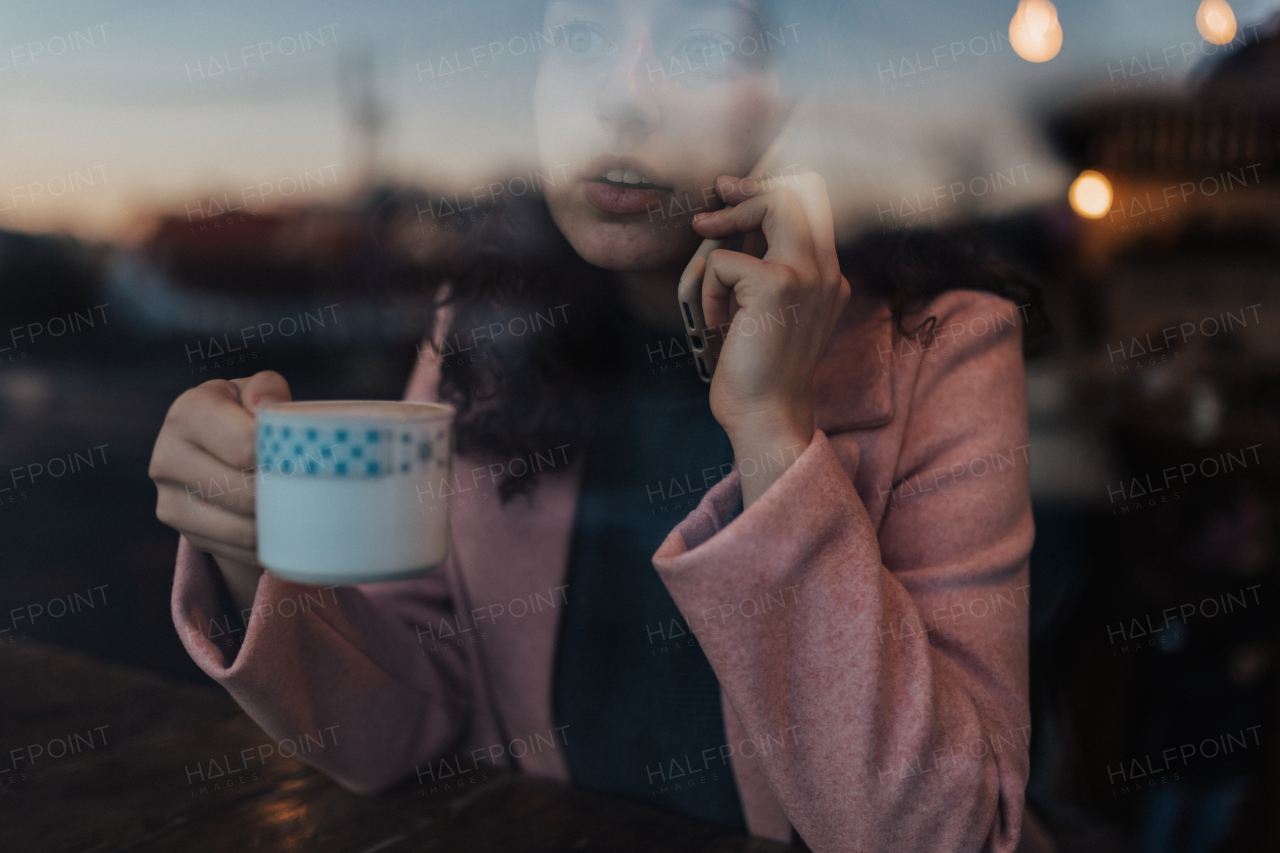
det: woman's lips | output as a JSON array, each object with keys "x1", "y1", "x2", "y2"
[{"x1": 585, "y1": 180, "x2": 670, "y2": 215}]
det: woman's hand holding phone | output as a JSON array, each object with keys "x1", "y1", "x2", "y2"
[{"x1": 687, "y1": 171, "x2": 851, "y2": 507}]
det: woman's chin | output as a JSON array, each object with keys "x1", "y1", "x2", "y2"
[{"x1": 567, "y1": 226, "x2": 700, "y2": 273}]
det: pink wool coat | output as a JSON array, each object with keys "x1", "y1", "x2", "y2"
[{"x1": 172, "y1": 287, "x2": 1038, "y2": 852}]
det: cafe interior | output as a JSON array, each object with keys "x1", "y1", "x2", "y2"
[{"x1": 1, "y1": 1, "x2": 1277, "y2": 851}]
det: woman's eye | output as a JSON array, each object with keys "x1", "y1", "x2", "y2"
[
  {"x1": 668, "y1": 30, "x2": 744, "y2": 84},
  {"x1": 560, "y1": 23, "x2": 608, "y2": 55},
  {"x1": 679, "y1": 33, "x2": 727, "y2": 65}
]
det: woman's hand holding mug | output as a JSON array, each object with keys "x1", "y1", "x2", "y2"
[
  {"x1": 150, "y1": 371, "x2": 293, "y2": 613},
  {"x1": 689, "y1": 171, "x2": 851, "y2": 507}
]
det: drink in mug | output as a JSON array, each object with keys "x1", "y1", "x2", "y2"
[{"x1": 255, "y1": 400, "x2": 455, "y2": 584}]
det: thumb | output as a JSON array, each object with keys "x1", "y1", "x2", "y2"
[{"x1": 229, "y1": 370, "x2": 292, "y2": 414}]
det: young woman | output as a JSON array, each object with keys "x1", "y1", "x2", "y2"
[{"x1": 150, "y1": 1, "x2": 1045, "y2": 850}]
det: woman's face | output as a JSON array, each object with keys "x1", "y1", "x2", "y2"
[{"x1": 534, "y1": 0, "x2": 787, "y2": 272}]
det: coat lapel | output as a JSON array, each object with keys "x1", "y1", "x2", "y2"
[
  {"x1": 407, "y1": 332, "x2": 579, "y2": 781},
  {"x1": 812, "y1": 282, "x2": 895, "y2": 432},
  {"x1": 448, "y1": 461, "x2": 581, "y2": 782}
]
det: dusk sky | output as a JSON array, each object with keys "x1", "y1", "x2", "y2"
[{"x1": 2, "y1": 0, "x2": 1276, "y2": 241}]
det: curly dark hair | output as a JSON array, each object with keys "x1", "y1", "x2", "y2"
[
  {"x1": 838, "y1": 227, "x2": 1052, "y2": 355},
  {"x1": 418, "y1": 195, "x2": 1050, "y2": 501}
]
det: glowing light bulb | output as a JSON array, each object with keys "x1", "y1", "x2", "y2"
[
  {"x1": 1196, "y1": 0, "x2": 1237, "y2": 45},
  {"x1": 1010, "y1": 0, "x2": 1064, "y2": 63},
  {"x1": 1068, "y1": 170, "x2": 1113, "y2": 219}
]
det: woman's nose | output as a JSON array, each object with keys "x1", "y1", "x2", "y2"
[{"x1": 594, "y1": 30, "x2": 662, "y2": 140}]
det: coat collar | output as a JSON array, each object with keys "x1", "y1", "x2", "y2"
[{"x1": 812, "y1": 282, "x2": 895, "y2": 433}]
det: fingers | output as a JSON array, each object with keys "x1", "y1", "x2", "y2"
[
  {"x1": 679, "y1": 238, "x2": 721, "y2": 298},
  {"x1": 158, "y1": 487, "x2": 258, "y2": 551},
  {"x1": 703, "y1": 172, "x2": 841, "y2": 285},
  {"x1": 702, "y1": 249, "x2": 777, "y2": 334},
  {"x1": 693, "y1": 189, "x2": 817, "y2": 274},
  {"x1": 151, "y1": 439, "x2": 258, "y2": 517},
  {"x1": 165, "y1": 384, "x2": 257, "y2": 471},
  {"x1": 229, "y1": 370, "x2": 291, "y2": 413},
  {"x1": 149, "y1": 370, "x2": 290, "y2": 557},
  {"x1": 163, "y1": 370, "x2": 289, "y2": 471},
  {"x1": 702, "y1": 248, "x2": 848, "y2": 350}
]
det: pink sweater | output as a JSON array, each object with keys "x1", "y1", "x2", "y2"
[{"x1": 172, "y1": 287, "x2": 1036, "y2": 852}]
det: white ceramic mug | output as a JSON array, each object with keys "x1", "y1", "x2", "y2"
[{"x1": 255, "y1": 400, "x2": 455, "y2": 584}]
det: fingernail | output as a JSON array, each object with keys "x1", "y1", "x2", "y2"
[
  {"x1": 251, "y1": 394, "x2": 284, "y2": 410},
  {"x1": 692, "y1": 212, "x2": 712, "y2": 223}
]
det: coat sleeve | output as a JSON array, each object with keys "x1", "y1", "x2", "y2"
[
  {"x1": 652, "y1": 292, "x2": 1034, "y2": 853},
  {"x1": 170, "y1": 345, "x2": 481, "y2": 794}
]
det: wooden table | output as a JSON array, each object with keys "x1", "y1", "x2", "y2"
[{"x1": 0, "y1": 640, "x2": 797, "y2": 852}]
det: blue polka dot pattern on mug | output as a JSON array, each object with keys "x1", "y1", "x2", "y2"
[{"x1": 257, "y1": 422, "x2": 447, "y2": 478}]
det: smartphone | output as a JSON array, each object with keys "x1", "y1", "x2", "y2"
[
  {"x1": 677, "y1": 238, "x2": 723, "y2": 383},
  {"x1": 679, "y1": 128, "x2": 793, "y2": 383}
]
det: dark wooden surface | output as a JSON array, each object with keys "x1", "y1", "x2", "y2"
[{"x1": 0, "y1": 640, "x2": 795, "y2": 852}]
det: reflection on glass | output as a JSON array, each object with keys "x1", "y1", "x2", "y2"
[
  {"x1": 1196, "y1": 0, "x2": 1238, "y2": 45},
  {"x1": 1067, "y1": 170, "x2": 1113, "y2": 219},
  {"x1": 1009, "y1": 0, "x2": 1063, "y2": 63}
]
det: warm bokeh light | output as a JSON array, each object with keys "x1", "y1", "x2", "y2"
[
  {"x1": 1196, "y1": 0, "x2": 1238, "y2": 45},
  {"x1": 1010, "y1": 0, "x2": 1064, "y2": 63},
  {"x1": 1068, "y1": 170, "x2": 1113, "y2": 218}
]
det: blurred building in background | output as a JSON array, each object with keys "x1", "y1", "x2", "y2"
[{"x1": 1022, "y1": 23, "x2": 1279, "y2": 853}]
